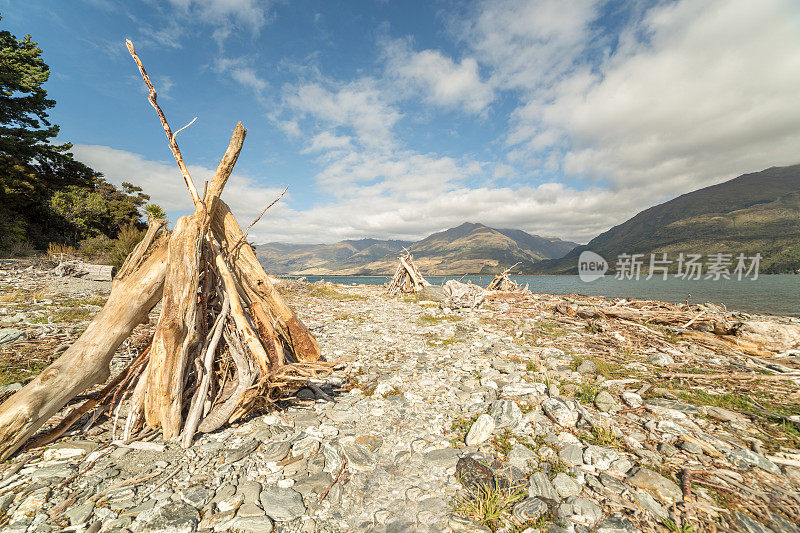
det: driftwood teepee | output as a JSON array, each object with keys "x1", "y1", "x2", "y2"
[
  {"x1": 486, "y1": 263, "x2": 528, "y2": 292},
  {"x1": 0, "y1": 41, "x2": 326, "y2": 461},
  {"x1": 387, "y1": 252, "x2": 430, "y2": 295}
]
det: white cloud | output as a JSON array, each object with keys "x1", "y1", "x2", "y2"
[
  {"x1": 462, "y1": 0, "x2": 600, "y2": 91},
  {"x1": 284, "y1": 79, "x2": 401, "y2": 149},
  {"x1": 382, "y1": 38, "x2": 493, "y2": 113},
  {"x1": 69, "y1": 143, "x2": 630, "y2": 245},
  {"x1": 302, "y1": 132, "x2": 353, "y2": 154},
  {"x1": 533, "y1": 0, "x2": 800, "y2": 196},
  {"x1": 71, "y1": 144, "x2": 291, "y2": 226},
  {"x1": 213, "y1": 57, "x2": 268, "y2": 94},
  {"x1": 166, "y1": 0, "x2": 274, "y2": 35}
]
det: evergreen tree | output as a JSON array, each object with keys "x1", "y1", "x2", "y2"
[{"x1": 0, "y1": 15, "x2": 157, "y2": 252}]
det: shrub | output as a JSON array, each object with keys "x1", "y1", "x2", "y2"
[{"x1": 110, "y1": 224, "x2": 146, "y2": 269}]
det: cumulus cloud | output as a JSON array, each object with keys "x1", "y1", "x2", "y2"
[
  {"x1": 213, "y1": 57, "x2": 268, "y2": 94},
  {"x1": 70, "y1": 144, "x2": 291, "y2": 225},
  {"x1": 462, "y1": 0, "x2": 600, "y2": 91},
  {"x1": 382, "y1": 38, "x2": 494, "y2": 113},
  {"x1": 284, "y1": 79, "x2": 401, "y2": 149},
  {"x1": 545, "y1": 0, "x2": 800, "y2": 194}
]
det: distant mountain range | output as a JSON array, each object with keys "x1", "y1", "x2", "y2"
[
  {"x1": 533, "y1": 164, "x2": 800, "y2": 274},
  {"x1": 256, "y1": 223, "x2": 578, "y2": 275},
  {"x1": 258, "y1": 164, "x2": 800, "y2": 277}
]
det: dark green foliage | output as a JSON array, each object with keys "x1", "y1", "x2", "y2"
[{"x1": 0, "y1": 15, "x2": 155, "y2": 253}]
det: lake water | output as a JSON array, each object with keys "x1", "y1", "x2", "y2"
[{"x1": 280, "y1": 273, "x2": 800, "y2": 316}]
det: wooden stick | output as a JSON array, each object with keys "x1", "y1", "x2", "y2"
[
  {"x1": 181, "y1": 294, "x2": 229, "y2": 448},
  {"x1": 126, "y1": 40, "x2": 201, "y2": 208},
  {"x1": 198, "y1": 329, "x2": 253, "y2": 433}
]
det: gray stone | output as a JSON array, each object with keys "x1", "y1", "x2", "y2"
[
  {"x1": 508, "y1": 444, "x2": 538, "y2": 471},
  {"x1": 237, "y1": 502, "x2": 266, "y2": 518},
  {"x1": 259, "y1": 486, "x2": 305, "y2": 521},
  {"x1": 342, "y1": 442, "x2": 375, "y2": 472},
  {"x1": 512, "y1": 497, "x2": 548, "y2": 522},
  {"x1": 261, "y1": 440, "x2": 291, "y2": 463},
  {"x1": 423, "y1": 448, "x2": 459, "y2": 468},
  {"x1": 292, "y1": 473, "x2": 333, "y2": 497},
  {"x1": 490, "y1": 400, "x2": 522, "y2": 429},
  {"x1": 627, "y1": 467, "x2": 682, "y2": 504},
  {"x1": 322, "y1": 442, "x2": 343, "y2": 473},
  {"x1": 0, "y1": 328, "x2": 24, "y2": 345},
  {"x1": 599, "y1": 473, "x2": 626, "y2": 495},
  {"x1": 557, "y1": 496, "x2": 602, "y2": 527},
  {"x1": 418, "y1": 285, "x2": 446, "y2": 303},
  {"x1": 292, "y1": 412, "x2": 321, "y2": 428},
  {"x1": 552, "y1": 473, "x2": 581, "y2": 498},
  {"x1": 542, "y1": 398, "x2": 578, "y2": 427},
  {"x1": 42, "y1": 440, "x2": 98, "y2": 461},
  {"x1": 134, "y1": 501, "x2": 200, "y2": 533},
  {"x1": 734, "y1": 513, "x2": 775, "y2": 533},
  {"x1": 647, "y1": 352, "x2": 674, "y2": 366},
  {"x1": 120, "y1": 499, "x2": 157, "y2": 519},
  {"x1": 658, "y1": 442, "x2": 678, "y2": 457},
  {"x1": 528, "y1": 471, "x2": 558, "y2": 501},
  {"x1": 679, "y1": 440, "x2": 703, "y2": 455},
  {"x1": 594, "y1": 391, "x2": 619, "y2": 413},
  {"x1": 465, "y1": 414, "x2": 495, "y2": 446},
  {"x1": 583, "y1": 445, "x2": 620, "y2": 471},
  {"x1": 559, "y1": 444, "x2": 584, "y2": 466},
  {"x1": 726, "y1": 448, "x2": 781, "y2": 474},
  {"x1": 227, "y1": 516, "x2": 275, "y2": 533},
  {"x1": 237, "y1": 481, "x2": 263, "y2": 505},
  {"x1": 576, "y1": 360, "x2": 596, "y2": 374},
  {"x1": 225, "y1": 438, "x2": 260, "y2": 464},
  {"x1": 633, "y1": 489, "x2": 667, "y2": 519},
  {"x1": 447, "y1": 514, "x2": 492, "y2": 532},
  {"x1": 65, "y1": 502, "x2": 94, "y2": 525},
  {"x1": 31, "y1": 464, "x2": 74, "y2": 481},
  {"x1": 596, "y1": 515, "x2": 640, "y2": 533},
  {"x1": 292, "y1": 436, "x2": 320, "y2": 457},
  {"x1": 179, "y1": 485, "x2": 214, "y2": 508},
  {"x1": 703, "y1": 406, "x2": 747, "y2": 423},
  {"x1": 621, "y1": 392, "x2": 643, "y2": 408}
]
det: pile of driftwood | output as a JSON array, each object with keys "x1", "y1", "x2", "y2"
[
  {"x1": 0, "y1": 41, "x2": 326, "y2": 461},
  {"x1": 486, "y1": 263, "x2": 528, "y2": 293},
  {"x1": 553, "y1": 298, "x2": 800, "y2": 361},
  {"x1": 387, "y1": 252, "x2": 429, "y2": 295}
]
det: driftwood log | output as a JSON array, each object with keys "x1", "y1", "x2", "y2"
[
  {"x1": 0, "y1": 221, "x2": 168, "y2": 460},
  {"x1": 0, "y1": 41, "x2": 325, "y2": 460}
]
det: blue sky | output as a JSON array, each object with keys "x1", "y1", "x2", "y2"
[{"x1": 4, "y1": 0, "x2": 800, "y2": 244}]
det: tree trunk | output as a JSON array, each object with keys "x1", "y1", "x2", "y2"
[{"x1": 0, "y1": 223, "x2": 168, "y2": 461}]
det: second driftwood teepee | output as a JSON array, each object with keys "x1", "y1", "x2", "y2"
[
  {"x1": 387, "y1": 252, "x2": 430, "y2": 295},
  {"x1": 0, "y1": 41, "x2": 327, "y2": 461}
]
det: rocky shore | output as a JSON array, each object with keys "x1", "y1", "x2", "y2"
[{"x1": 1, "y1": 259, "x2": 799, "y2": 533}]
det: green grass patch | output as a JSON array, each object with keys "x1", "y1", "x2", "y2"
[{"x1": 452, "y1": 482, "x2": 526, "y2": 531}]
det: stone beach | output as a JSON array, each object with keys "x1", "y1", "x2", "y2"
[{"x1": 1, "y1": 259, "x2": 799, "y2": 532}]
